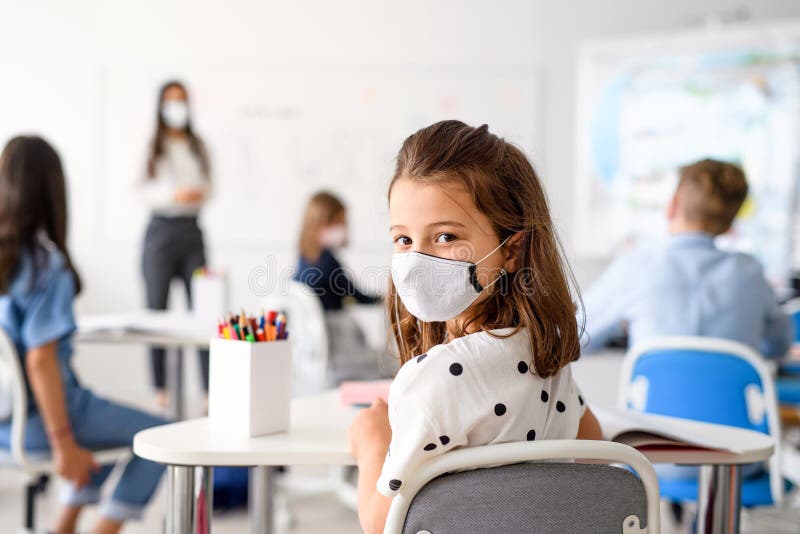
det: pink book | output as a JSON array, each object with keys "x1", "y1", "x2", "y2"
[{"x1": 340, "y1": 379, "x2": 393, "y2": 406}]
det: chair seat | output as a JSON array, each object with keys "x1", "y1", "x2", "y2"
[
  {"x1": 777, "y1": 378, "x2": 800, "y2": 404},
  {"x1": 659, "y1": 472, "x2": 792, "y2": 507}
]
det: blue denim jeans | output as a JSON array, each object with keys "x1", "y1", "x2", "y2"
[{"x1": 0, "y1": 387, "x2": 170, "y2": 522}]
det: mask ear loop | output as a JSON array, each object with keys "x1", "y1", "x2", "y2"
[{"x1": 393, "y1": 290, "x2": 406, "y2": 357}]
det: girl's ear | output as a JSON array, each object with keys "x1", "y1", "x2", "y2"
[{"x1": 502, "y1": 232, "x2": 524, "y2": 273}]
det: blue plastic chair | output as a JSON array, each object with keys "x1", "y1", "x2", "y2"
[
  {"x1": 617, "y1": 336, "x2": 785, "y2": 507},
  {"x1": 779, "y1": 298, "x2": 800, "y2": 377}
]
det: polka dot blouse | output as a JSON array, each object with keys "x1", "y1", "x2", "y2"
[{"x1": 377, "y1": 328, "x2": 587, "y2": 497}]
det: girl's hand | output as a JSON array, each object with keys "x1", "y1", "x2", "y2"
[
  {"x1": 348, "y1": 399, "x2": 391, "y2": 461},
  {"x1": 53, "y1": 440, "x2": 100, "y2": 488}
]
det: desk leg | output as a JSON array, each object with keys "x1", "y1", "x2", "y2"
[
  {"x1": 195, "y1": 466, "x2": 213, "y2": 534},
  {"x1": 249, "y1": 466, "x2": 275, "y2": 534},
  {"x1": 697, "y1": 464, "x2": 742, "y2": 534},
  {"x1": 166, "y1": 465, "x2": 195, "y2": 534},
  {"x1": 167, "y1": 347, "x2": 185, "y2": 420}
]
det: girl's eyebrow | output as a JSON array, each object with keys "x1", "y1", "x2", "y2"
[
  {"x1": 428, "y1": 221, "x2": 466, "y2": 229},
  {"x1": 389, "y1": 220, "x2": 466, "y2": 232}
]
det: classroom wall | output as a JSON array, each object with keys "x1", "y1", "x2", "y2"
[{"x1": 2, "y1": 0, "x2": 800, "y2": 403}]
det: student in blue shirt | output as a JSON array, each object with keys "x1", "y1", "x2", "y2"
[
  {"x1": 581, "y1": 158, "x2": 792, "y2": 358},
  {"x1": 295, "y1": 191, "x2": 381, "y2": 312},
  {"x1": 294, "y1": 192, "x2": 384, "y2": 386},
  {"x1": 0, "y1": 136, "x2": 169, "y2": 534}
]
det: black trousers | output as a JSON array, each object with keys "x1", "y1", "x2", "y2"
[{"x1": 142, "y1": 216, "x2": 210, "y2": 391}]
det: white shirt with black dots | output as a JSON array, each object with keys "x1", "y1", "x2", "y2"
[{"x1": 377, "y1": 328, "x2": 587, "y2": 497}]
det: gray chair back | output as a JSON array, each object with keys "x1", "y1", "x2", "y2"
[{"x1": 402, "y1": 462, "x2": 649, "y2": 534}]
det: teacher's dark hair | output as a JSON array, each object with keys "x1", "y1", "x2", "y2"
[
  {"x1": 145, "y1": 80, "x2": 210, "y2": 179},
  {"x1": 0, "y1": 136, "x2": 82, "y2": 294}
]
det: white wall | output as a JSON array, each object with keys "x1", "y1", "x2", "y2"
[{"x1": 2, "y1": 0, "x2": 800, "y2": 403}]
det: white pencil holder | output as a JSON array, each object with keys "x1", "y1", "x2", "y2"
[{"x1": 208, "y1": 338, "x2": 292, "y2": 438}]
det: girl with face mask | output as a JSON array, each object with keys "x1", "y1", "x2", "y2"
[
  {"x1": 346, "y1": 121, "x2": 603, "y2": 534},
  {"x1": 294, "y1": 191, "x2": 385, "y2": 387},
  {"x1": 140, "y1": 80, "x2": 212, "y2": 409}
]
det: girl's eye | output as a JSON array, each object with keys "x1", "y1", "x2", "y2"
[
  {"x1": 435, "y1": 233, "x2": 457, "y2": 244},
  {"x1": 394, "y1": 235, "x2": 412, "y2": 246}
]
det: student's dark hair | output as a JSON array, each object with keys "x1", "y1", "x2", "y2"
[
  {"x1": 387, "y1": 120, "x2": 583, "y2": 378},
  {"x1": 145, "y1": 80, "x2": 210, "y2": 179},
  {"x1": 0, "y1": 136, "x2": 82, "y2": 294}
]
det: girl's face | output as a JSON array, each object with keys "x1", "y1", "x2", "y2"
[
  {"x1": 319, "y1": 212, "x2": 348, "y2": 249},
  {"x1": 162, "y1": 84, "x2": 187, "y2": 103},
  {"x1": 389, "y1": 176, "x2": 510, "y2": 290}
]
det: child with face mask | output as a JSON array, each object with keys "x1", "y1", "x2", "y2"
[
  {"x1": 347, "y1": 121, "x2": 602, "y2": 534},
  {"x1": 294, "y1": 191, "x2": 384, "y2": 387}
]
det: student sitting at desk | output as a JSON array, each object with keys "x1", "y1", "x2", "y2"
[
  {"x1": 347, "y1": 121, "x2": 602, "y2": 534},
  {"x1": 581, "y1": 158, "x2": 792, "y2": 358},
  {"x1": 294, "y1": 191, "x2": 384, "y2": 385},
  {"x1": 0, "y1": 136, "x2": 168, "y2": 534}
]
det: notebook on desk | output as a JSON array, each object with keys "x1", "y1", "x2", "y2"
[
  {"x1": 594, "y1": 407, "x2": 766, "y2": 454},
  {"x1": 340, "y1": 379, "x2": 392, "y2": 407}
]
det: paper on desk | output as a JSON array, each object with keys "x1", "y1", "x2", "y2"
[{"x1": 594, "y1": 406, "x2": 765, "y2": 454}]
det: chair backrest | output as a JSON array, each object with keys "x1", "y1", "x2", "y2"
[
  {"x1": 0, "y1": 327, "x2": 30, "y2": 466},
  {"x1": 782, "y1": 298, "x2": 800, "y2": 344},
  {"x1": 617, "y1": 336, "x2": 783, "y2": 503},
  {"x1": 385, "y1": 440, "x2": 660, "y2": 534},
  {"x1": 261, "y1": 280, "x2": 329, "y2": 396}
]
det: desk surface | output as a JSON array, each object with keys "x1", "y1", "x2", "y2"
[
  {"x1": 76, "y1": 310, "x2": 212, "y2": 347},
  {"x1": 134, "y1": 390, "x2": 774, "y2": 468},
  {"x1": 134, "y1": 391, "x2": 358, "y2": 466}
]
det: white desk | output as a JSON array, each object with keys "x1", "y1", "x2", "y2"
[
  {"x1": 77, "y1": 310, "x2": 212, "y2": 420},
  {"x1": 134, "y1": 390, "x2": 773, "y2": 534}
]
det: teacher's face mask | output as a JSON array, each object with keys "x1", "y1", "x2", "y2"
[
  {"x1": 162, "y1": 100, "x2": 189, "y2": 129},
  {"x1": 391, "y1": 236, "x2": 510, "y2": 322}
]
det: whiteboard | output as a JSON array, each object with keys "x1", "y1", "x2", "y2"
[
  {"x1": 101, "y1": 65, "x2": 541, "y2": 252},
  {"x1": 575, "y1": 21, "x2": 800, "y2": 280}
]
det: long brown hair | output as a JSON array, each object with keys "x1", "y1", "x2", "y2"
[
  {"x1": 146, "y1": 80, "x2": 210, "y2": 179},
  {"x1": 0, "y1": 136, "x2": 82, "y2": 294},
  {"x1": 298, "y1": 191, "x2": 346, "y2": 263},
  {"x1": 388, "y1": 120, "x2": 582, "y2": 378}
]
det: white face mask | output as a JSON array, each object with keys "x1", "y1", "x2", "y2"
[
  {"x1": 319, "y1": 224, "x2": 347, "y2": 249},
  {"x1": 161, "y1": 100, "x2": 189, "y2": 129},
  {"x1": 391, "y1": 236, "x2": 510, "y2": 323}
]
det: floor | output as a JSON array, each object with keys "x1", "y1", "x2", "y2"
[{"x1": 0, "y1": 465, "x2": 362, "y2": 534}]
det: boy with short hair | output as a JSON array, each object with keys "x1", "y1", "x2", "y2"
[{"x1": 581, "y1": 158, "x2": 792, "y2": 358}]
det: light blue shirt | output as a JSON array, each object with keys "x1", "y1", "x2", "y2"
[
  {"x1": 0, "y1": 245, "x2": 80, "y2": 408},
  {"x1": 580, "y1": 232, "x2": 792, "y2": 358}
]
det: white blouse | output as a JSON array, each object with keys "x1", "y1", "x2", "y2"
[
  {"x1": 141, "y1": 138, "x2": 210, "y2": 217},
  {"x1": 377, "y1": 328, "x2": 587, "y2": 497}
]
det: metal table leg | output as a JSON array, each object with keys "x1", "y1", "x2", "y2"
[
  {"x1": 167, "y1": 347, "x2": 185, "y2": 420},
  {"x1": 697, "y1": 464, "x2": 742, "y2": 534},
  {"x1": 249, "y1": 466, "x2": 275, "y2": 534},
  {"x1": 166, "y1": 465, "x2": 213, "y2": 534},
  {"x1": 195, "y1": 466, "x2": 213, "y2": 534},
  {"x1": 167, "y1": 465, "x2": 195, "y2": 534}
]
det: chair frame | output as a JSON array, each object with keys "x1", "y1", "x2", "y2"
[
  {"x1": 0, "y1": 328, "x2": 130, "y2": 533},
  {"x1": 384, "y1": 439, "x2": 661, "y2": 534},
  {"x1": 617, "y1": 335, "x2": 784, "y2": 504}
]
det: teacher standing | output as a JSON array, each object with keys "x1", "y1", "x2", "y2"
[{"x1": 140, "y1": 80, "x2": 211, "y2": 409}]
